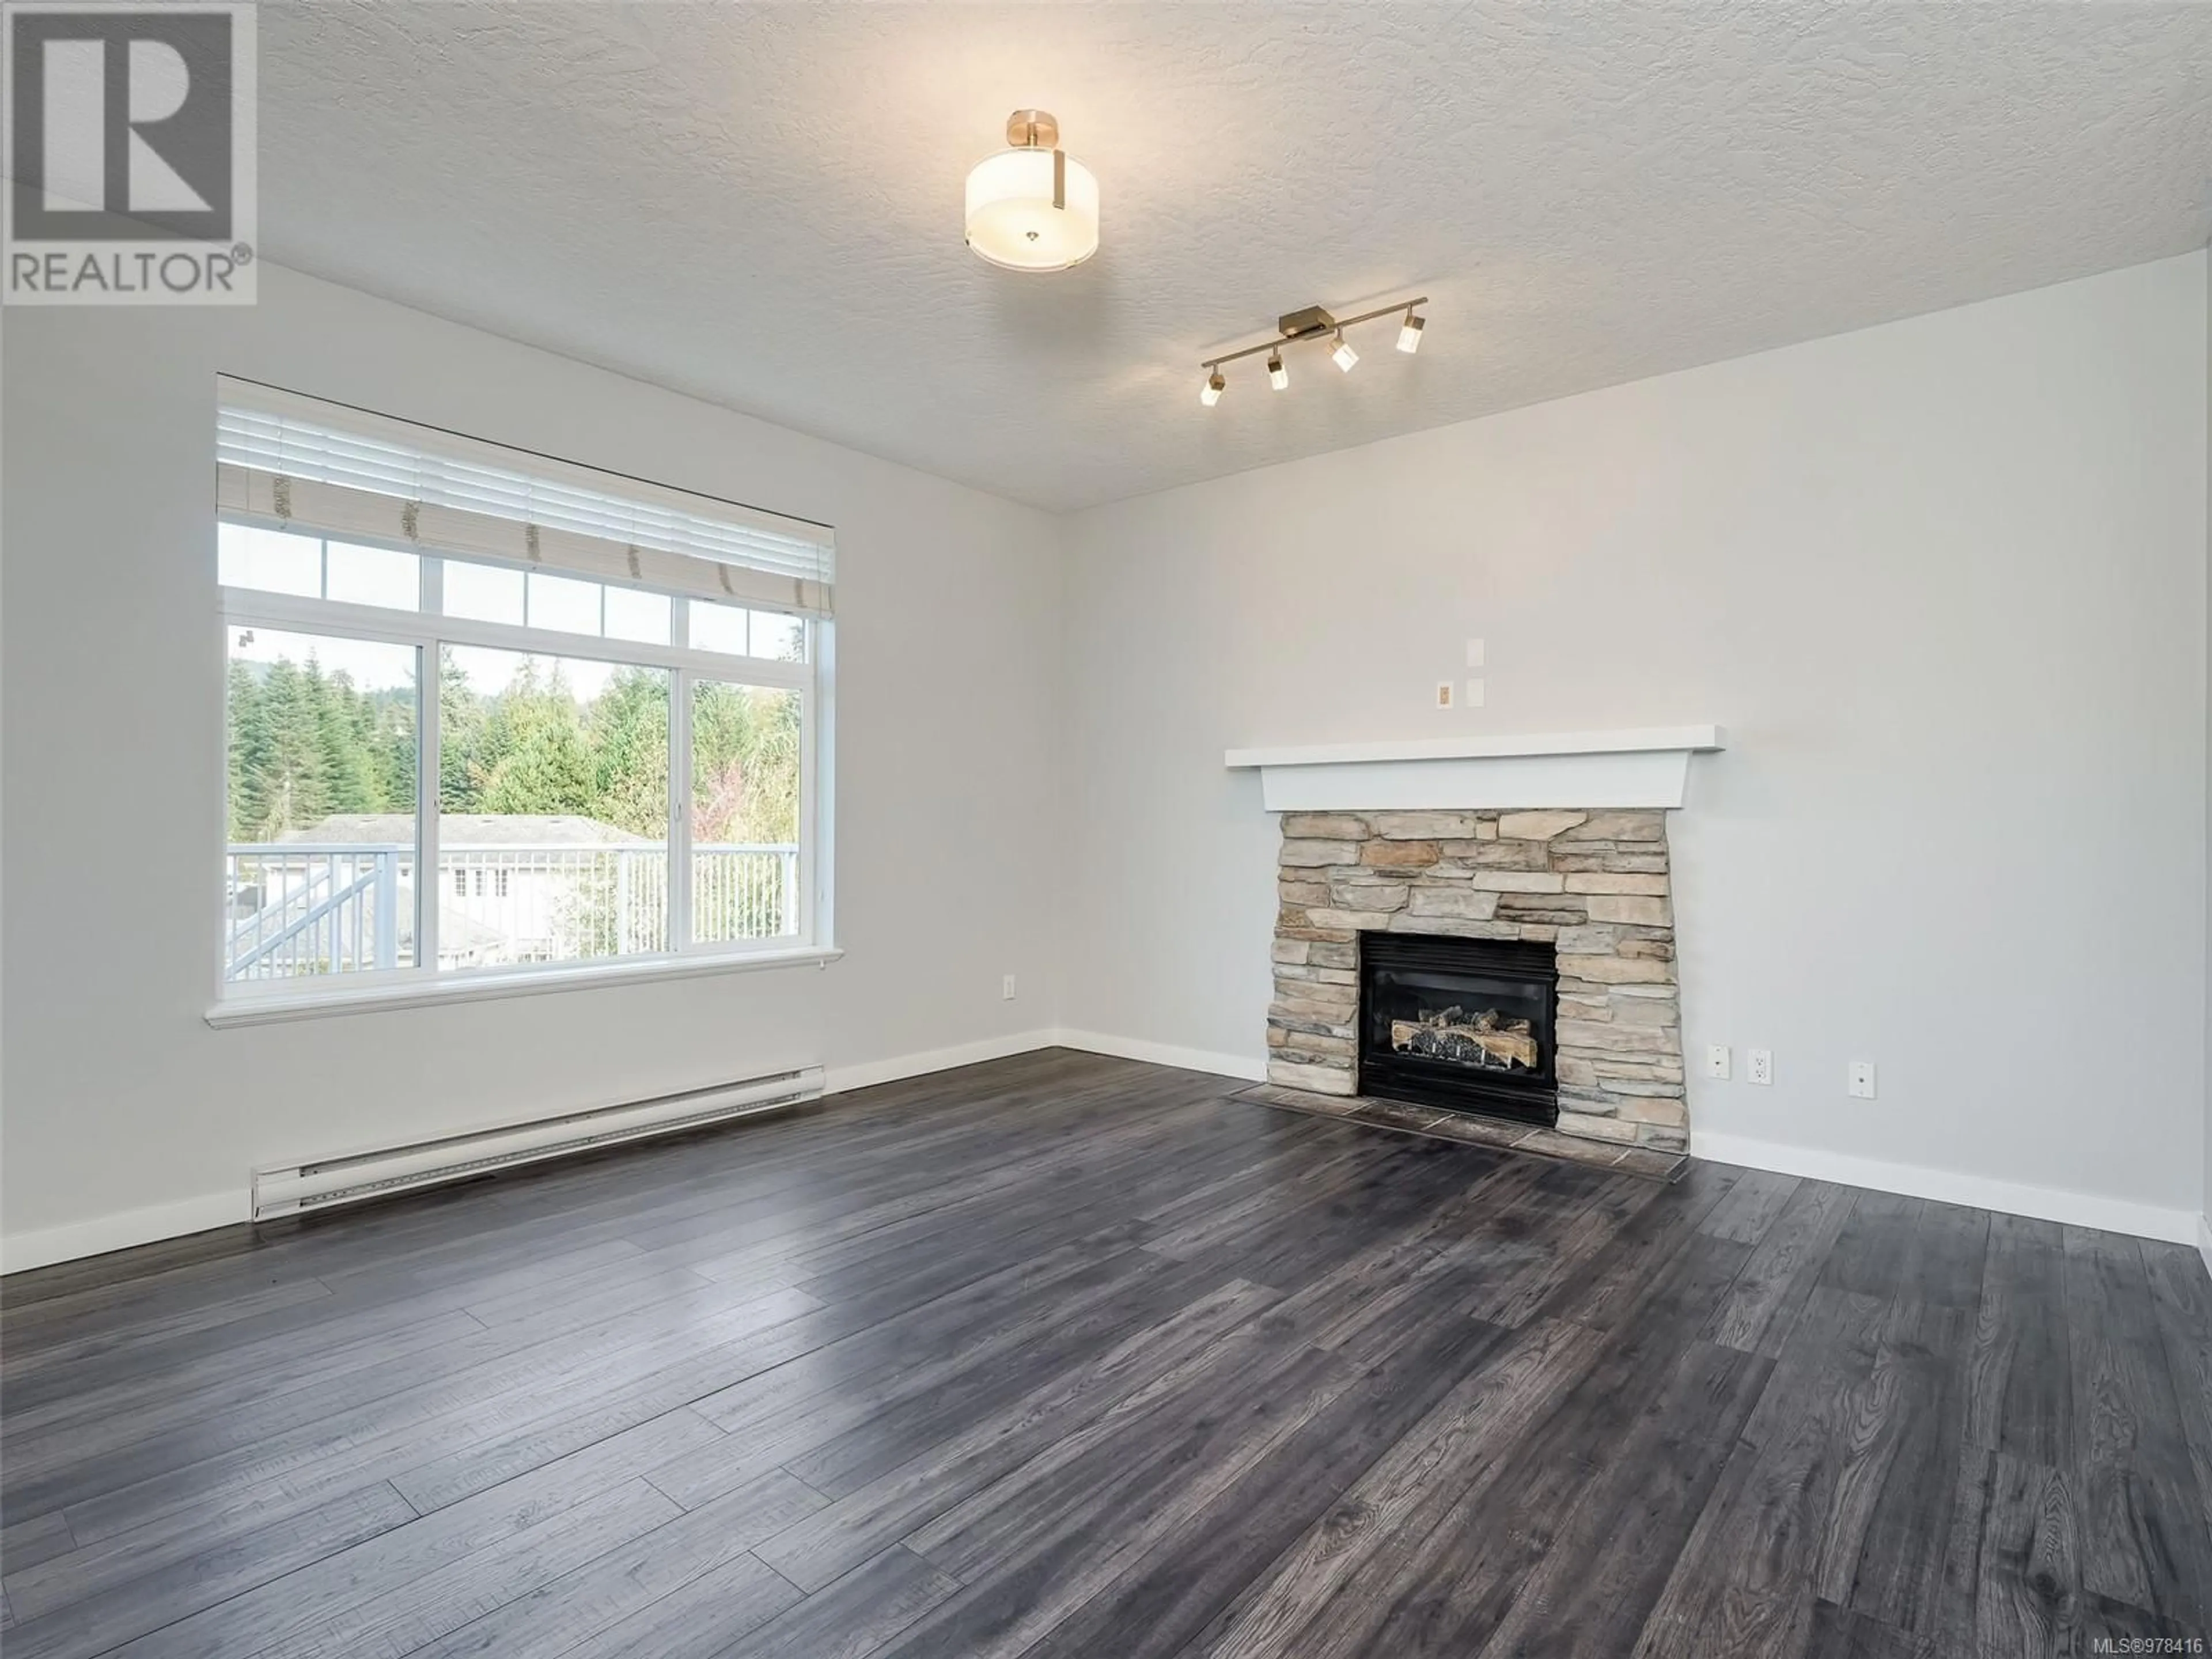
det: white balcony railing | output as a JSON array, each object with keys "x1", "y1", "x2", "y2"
[{"x1": 224, "y1": 842, "x2": 799, "y2": 980}]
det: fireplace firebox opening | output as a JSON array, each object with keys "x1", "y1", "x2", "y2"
[{"x1": 1357, "y1": 932, "x2": 1559, "y2": 1128}]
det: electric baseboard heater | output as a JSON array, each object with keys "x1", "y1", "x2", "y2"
[{"x1": 251, "y1": 1067, "x2": 825, "y2": 1221}]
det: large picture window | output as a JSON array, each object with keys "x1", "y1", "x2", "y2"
[{"x1": 215, "y1": 381, "x2": 833, "y2": 1009}]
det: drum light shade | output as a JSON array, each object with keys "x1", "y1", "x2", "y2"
[{"x1": 965, "y1": 111, "x2": 1100, "y2": 273}]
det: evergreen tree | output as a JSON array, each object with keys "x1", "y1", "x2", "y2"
[
  {"x1": 312, "y1": 664, "x2": 383, "y2": 815},
  {"x1": 241, "y1": 656, "x2": 331, "y2": 838},
  {"x1": 368, "y1": 689, "x2": 418, "y2": 813},
  {"x1": 588, "y1": 670, "x2": 671, "y2": 837},
  {"x1": 480, "y1": 660, "x2": 596, "y2": 816},
  {"x1": 437, "y1": 647, "x2": 484, "y2": 812},
  {"x1": 226, "y1": 658, "x2": 264, "y2": 842}
]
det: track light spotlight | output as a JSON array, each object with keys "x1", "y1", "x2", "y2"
[
  {"x1": 1331, "y1": 331, "x2": 1358, "y2": 373},
  {"x1": 1200, "y1": 369, "x2": 1226, "y2": 407},
  {"x1": 1396, "y1": 310, "x2": 1425, "y2": 354},
  {"x1": 1267, "y1": 350, "x2": 1287, "y2": 391}
]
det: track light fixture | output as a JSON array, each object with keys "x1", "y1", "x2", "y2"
[{"x1": 1197, "y1": 296, "x2": 1427, "y2": 408}]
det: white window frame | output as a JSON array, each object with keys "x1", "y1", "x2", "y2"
[{"x1": 212, "y1": 522, "x2": 836, "y2": 1024}]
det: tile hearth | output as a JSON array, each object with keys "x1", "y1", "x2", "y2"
[
  {"x1": 1239, "y1": 1081, "x2": 1688, "y2": 1180},
  {"x1": 1267, "y1": 808, "x2": 1688, "y2": 1154}
]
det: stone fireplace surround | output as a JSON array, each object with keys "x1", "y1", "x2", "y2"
[{"x1": 1266, "y1": 807, "x2": 1688, "y2": 1154}]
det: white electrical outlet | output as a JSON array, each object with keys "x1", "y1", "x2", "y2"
[
  {"x1": 1001, "y1": 974, "x2": 1017, "y2": 1001},
  {"x1": 1849, "y1": 1060, "x2": 1876, "y2": 1099},
  {"x1": 1705, "y1": 1044, "x2": 1730, "y2": 1080},
  {"x1": 1434, "y1": 680, "x2": 1455, "y2": 709},
  {"x1": 1746, "y1": 1048, "x2": 1774, "y2": 1086},
  {"x1": 1465, "y1": 638, "x2": 1486, "y2": 668}
]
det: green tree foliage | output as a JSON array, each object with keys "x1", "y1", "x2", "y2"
[
  {"x1": 477, "y1": 659, "x2": 598, "y2": 818},
  {"x1": 588, "y1": 671, "x2": 672, "y2": 838},
  {"x1": 225, "y1": 646, "x2": 415, "y2": 840},
  {"x1": 437, "y1": 649, "x2": 485, "y2": 813},
  {"x1": 228, "y1": 647, "x2": 800, "y2": 847},
  {"x1": 692, "y1": 681, "x2": 800, "y2": 844}
]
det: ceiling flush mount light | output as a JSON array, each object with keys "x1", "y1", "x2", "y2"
[
  {"x1": 964, "y1": 109, "x2": 1100, "y2": 272},
  {"x1": 1198, "y1": 296, "x2": 1427, "y2": 408}
]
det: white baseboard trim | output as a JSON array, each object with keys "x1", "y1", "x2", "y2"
[
  {"x1": 1047, "y1": 1028, "x2": 1268, "y2": 1083},
  {"x1": 1, "y1": 1190, "x2": 251, "y2": 1277},
  {"x1": 2198, "y1": 1214, "x2": 2212, "y2": 1281},
  {"x1": 821, "y1": 1029, "x2": 1059, "y2": 1096},
  {"x1": 1691, "y1": 1128, "x2": 2200, "y2": 1246}
]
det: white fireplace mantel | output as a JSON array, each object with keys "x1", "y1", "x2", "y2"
[{"x1": 1223, "y1": 725, "x2": 1725, "y2": 812}]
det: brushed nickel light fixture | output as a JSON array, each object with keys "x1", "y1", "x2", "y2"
[
  {"x1": 1199, "y1": 297, "x2": 1429, "y2": 405},
  {"x1": 965, "y1": 110, "x2": 1101, "y2": 272}
]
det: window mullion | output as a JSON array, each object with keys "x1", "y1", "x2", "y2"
[
  {"x1": 669, "y1": 667, "x2": 694, "y2": 954},
  {"x1": 801, "y1": 625, "x2": 829, "y2": 949},
  {"x1": 418, "y1": 559, "x2": 444, "y2": 978}
]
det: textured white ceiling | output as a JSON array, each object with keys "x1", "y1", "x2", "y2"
[{"x1": 259, "y1": 2, "x2": 2212, "y2": 512}]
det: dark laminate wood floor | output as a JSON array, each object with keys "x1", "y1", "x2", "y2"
[{"x1": 3, "y1": 1049, "x2": 2208, "y2": 1659}]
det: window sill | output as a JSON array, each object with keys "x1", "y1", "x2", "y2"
[{"x1": 206, "y1": 945, "x2": 844, "y2": 1028}]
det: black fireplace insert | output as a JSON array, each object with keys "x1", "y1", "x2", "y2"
[{"x1": 1357, "y1": 931, "x2": 1559, "y2": 1127}]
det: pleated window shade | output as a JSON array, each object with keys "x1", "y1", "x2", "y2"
[{"x1": 215, "y1": 380, "x2": 835, "y2": 617}]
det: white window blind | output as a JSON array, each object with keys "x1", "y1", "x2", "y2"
[{"x1": 215, "y1": 378, "x2": 834, "y2": 616}]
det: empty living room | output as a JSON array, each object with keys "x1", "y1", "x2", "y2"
[{"x1": 3, "y1": 3, "x2": 2210, "y2": 1656}]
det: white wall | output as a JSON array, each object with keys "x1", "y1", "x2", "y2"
[
  {"x1": 1, "y1": 265, "x2": 1063, "y2": 1267},
  {"x1": 1062, "y1": 253, "x2": 2210, "y2": 1237}
]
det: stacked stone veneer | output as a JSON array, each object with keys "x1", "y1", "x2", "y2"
[{"x1": 1267, "y1": 808, "x2": 1688, "y2": 1154}]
